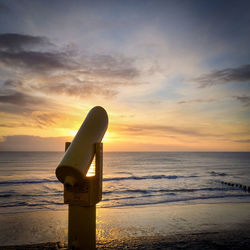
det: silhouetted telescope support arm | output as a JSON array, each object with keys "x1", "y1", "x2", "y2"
[{"x1": 55, "y1": 106, "x2": 108, "y2": 250}]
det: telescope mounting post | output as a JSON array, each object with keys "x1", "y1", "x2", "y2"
[{"x1": 64, "y1": 142, "x2": 103, "y2": 250}]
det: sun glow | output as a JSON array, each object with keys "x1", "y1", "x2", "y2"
[
  {"x1": 102, "y1": 131, "x2": 110, "y2": 142},
  {"x1": 86, "y1": 157, "x2": 95, "y2": 177},
  {"x1": 71, "y1": 130, "x2": 77, "y2": 137}
]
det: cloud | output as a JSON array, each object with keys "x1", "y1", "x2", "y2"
[
  {"x1": 3, "y1": 79, "x2": 23, "y2": 88},
  {"x1": 31, "y1": 112, "x2": 63, "y2": 127},
  {"x1": 0, "y1": 4, "x2": 9, "y2": 13},
  {"x1": 29, "y1": 111, "x2": 80, "y2": 128},
  {"x1": 233, "y1": 139, "x2": 250, "y2": 143},
  {"x1": 234, "y1": 95, "x2": 250, "y2": 107},
  {"x1": 35, "y1": 81, "x2": 117, "y2": 98},
  {"x1": 178, "y1": 99, "x2": 216, "y2": 104},
  {"x1": 0, "y1": 50, "x2": 75, "y2": 72},
  {"x1": 117, "y1": 123, "x2": 221, "y2": 138},
  {"x1": 78, "y1": 54, "x2": 140, "y2": 80},
  {"x1": 0, "y1": 83, "x2": 56, "y2": 118},
  {"x1": 31, "y1": 52, "x2": 142, "y2": 98},
  {"x1": 0, "y1": 33, "x2": 142, "y2": 100},
  {"x1": 0, "y1": 122, "x2": 32, "y2": 128},
  {"x1": 192, "y1": 64, "x2": 250, "y2": 87},
  {"x1": 0, "y1": 33, "x2": 76, "y2": 73},
  {"x1": 0, "y1": 103, "x2": 36, "y2": 114},
  {"x1": 0, "y1": 82, "x2": 73, "y2": 128},
  {"x1": 0, "y1": 90, "x2": 44, "y2": 106},
  {"x1": 0, "y1": 33, "x2": 140, "y2": 79},
  {"x1": 31, "y1": 53, "x2": 142, "y2": 98},
  {"x1": 0, "y1": 33, "x2": 52, "y2": 52},
  {"x1": 0, "y1": 107, "x2": 78, "y2": 129},
  {"x1": 0, "y1": 135, "x2": 71, "y2": 151}
]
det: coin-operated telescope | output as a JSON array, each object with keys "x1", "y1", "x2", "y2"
[{"x1": 56, "y1": 106, "x2": 108, "y2": 250}]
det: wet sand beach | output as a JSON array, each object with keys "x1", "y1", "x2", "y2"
[
  {"x1": 1, "y1": 230, "x2": 250, "y2": 249},
  {"x1": 0, "y1": 202, "x2": 249, "y2": 249}
]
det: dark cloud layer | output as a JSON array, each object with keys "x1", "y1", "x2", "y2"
[
  {"x1": 0, "y1": 102, "x2": 37, "y2": 115},
  {"x1": 0, "y1": 33, "x2": 76, "y2": 72},
  {"x1": 0, "y1": 90, "x2": 43, "y2": 105},
  {"x1": 233, "y1": 139, "x2": 250, "y2": 143},
  {"x1": 0, "y1": 50, "x2": 74, "y2": 71},
  {"x1": 3, "y1": 79, "x2": 22, "y2": 88},
  {"x1": 234, "y1": 95, "x2": 250, "y2": 107},
  {"x1": 193, "y1": 64, "x2": 250, "y2": 87},
  {"x1": 178, "y1": 99, "x2": 216, "y2": 104},
  {"x1": 0, "y1": 33, "x2": 141, "y2": 94},
  {"x1": 0, "y1": 33, "x2": 52, "y2": 52}
]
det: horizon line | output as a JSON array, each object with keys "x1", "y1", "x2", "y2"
[{"x1": 0, "y1": 150, "x2": 249, "y2": 153}]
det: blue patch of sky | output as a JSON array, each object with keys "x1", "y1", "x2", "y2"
[
  {"x1": 150, "y1": 77, "x2": 186, "y2": 101},
  {"x1": 224, "y1": 81, "x2": 250, "y2": 95},
  {"x1": 201, "y1": 55, "x2": 250, "y2": 71}
]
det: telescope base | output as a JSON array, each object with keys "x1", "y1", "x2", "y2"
[{"x1": 68, "y1": 204, "x2": 96, "y2": 250}]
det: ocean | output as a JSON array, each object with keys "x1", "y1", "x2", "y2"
[{"x1": 0, "y1": 152, "x2": 250, "y2": 214}]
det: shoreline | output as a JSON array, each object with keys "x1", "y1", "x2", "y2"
[{"x1": 1, "y1": 198, "x2": 250, "y2": 214}]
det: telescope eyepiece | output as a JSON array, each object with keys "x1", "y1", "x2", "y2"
[{"x1": 64, "y1": 176, "x2": 75, "y2": 189}]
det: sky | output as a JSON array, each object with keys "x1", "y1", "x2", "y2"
[{"x1": 0, "y1": 0, "x2": 249, "y2": 151}]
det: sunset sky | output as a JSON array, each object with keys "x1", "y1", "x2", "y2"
[{"x1": 0, "y1": 0, "x2": 249, "y2": 151}]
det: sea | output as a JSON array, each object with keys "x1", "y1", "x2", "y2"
[{"x1": 0, "y1": 152, "x2": 250, "y2": 214}]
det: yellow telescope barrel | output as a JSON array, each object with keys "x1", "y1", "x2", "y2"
[{"x1": 55, "y1": 106, "x2": 108, "y2": 187}]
